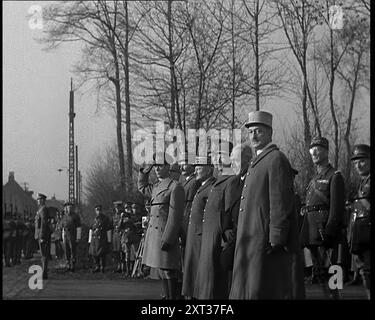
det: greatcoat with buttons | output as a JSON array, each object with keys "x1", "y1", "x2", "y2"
[
  {"x1": 180, "y1": 174, "x2": 201, "y2": 245},
  {"x1": 182, "y1": 176, "x2": 216, "y2": 297},
  {"x1": 193, "y1": 174, "x2": 235, "y2": 299},
  {"x1": 138, "y1": 168, "x2": 185, "y2": 270},
  {"x1": 229, "y1": 144, "x2": 302, "y2": 299}
]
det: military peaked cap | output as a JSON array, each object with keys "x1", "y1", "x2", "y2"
[
  {"x1": 113, "y1": 201, "x2": 123, "y2": 206},
  {"x1": 245, "y1": 111, "x2": 273, "y2": 128},
  {"x1": 351, "y1": 144, "x2": 370, "y2": 160},
  {"x1": 63, "y1": 201, "x2": 73, "y2": 207},
  {"x1": 309, "y1": 137, "x2": 329, "y2": 150},
  {"x1": 94, "y1": 204, "x2": 102, "y2": 209},
  {"x1": 37, "y1": 193, "x2": 47, "y2": 200}
]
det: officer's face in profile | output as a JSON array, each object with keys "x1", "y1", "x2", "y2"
[
  {"x1": 37, "y1": 198, "x2": 45, "y2": 206},
  {"x1": 248, "y1": 125, "x2": 272, "y2": 151},
  {"x1": 95, "y1": 207, "x2": 102, "y2": 216},
  {"x1": 309, "y1": 146, "x2": 328, "y2": 165},
  {"x1": 353, "y1": 158, "x2": 370, "y2": 177},
  {"x1": 154, "y1": 163, "x2": 170, "y2": 179},
  {"x1": 195, "y1": 165, "x2": 213, "y2": 181}
]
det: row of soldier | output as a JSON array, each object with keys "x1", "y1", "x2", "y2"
[
  {"x1": 3, "y1": 215, "x2": 38, "y2": 267},
  {"x1": 32, "y1": 195, "x2": 145, "y2": 279},
  {"x1": 137, "y1": 110, "x2": 371, "y2": 300}
]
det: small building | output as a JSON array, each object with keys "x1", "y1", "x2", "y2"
[{"x1": 2, "y1": 171, "x2": 37, "y2": 220}]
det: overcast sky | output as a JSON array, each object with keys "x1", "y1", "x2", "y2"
[
  {"x1": 3, "y1": 1, "x2": 370, "y2": 202},
  {"x1": 3, "y1": 1, "x2": 115, "y2": 200}
]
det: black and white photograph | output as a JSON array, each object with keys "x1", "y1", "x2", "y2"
[{"x1": 2, "y1": 0, "x2": 371, "y2": 304}]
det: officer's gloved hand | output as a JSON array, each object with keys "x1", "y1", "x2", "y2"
[
  {"x1": 224, "y1": 229, "x2": 234, "y2": 244},
  {"x1": 161, "y1": 241, "x2": 171, "y2": 251}
]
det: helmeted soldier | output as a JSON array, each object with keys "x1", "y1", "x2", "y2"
[
  {"x1": 182, "y1": 155, "x2": 216, "y2": 299},
  {"x1": 138, "y1": 151, "x2": 185, "y2": 300},
  {"x1": 34, "y1": 193, "x2": 52, "y2": 280},
  {"x1": 61, "y1": 201, "x2": 82, "y2": 272},
  {"x1": 348, "y1": 144, "x2": 371, "y2": 299},
  {"x1": 89, "y1": 204, "x2": 112, "y2": 273},
  {"x1": 111, "y1": 201, "x2": 124, "y2": 273},
  {"x1": 300, "y1": 137, "x2": 346, "y2": 299}
]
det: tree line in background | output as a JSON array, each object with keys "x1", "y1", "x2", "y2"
[{"x1": 38, "y1": 0, "x2": 370, "y2": 210}]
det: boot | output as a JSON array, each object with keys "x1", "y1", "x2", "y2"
[
  {"x1": 121, "y1": 263, "x2": 126, "y2": 274},
  {"x1": 361, "y1": 272, "x2": 371, "y2": 300},
  {"x1": 92, "y1": 257, "x2": 100, "y2": 273}
]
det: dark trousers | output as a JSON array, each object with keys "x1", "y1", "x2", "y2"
[
  {"x1": 3, "y1": 238, "x2": 13, "y2": 266},
  {"x1": 55, "y1": 240, "x2": 64, "y2": 259},
  {"x1": 39, "y1": 240, "x2": 50, "y2": 278},
  {"x1": 12, "y1": 236, "x2": 22, "y2": 264},
  {"x1": 94, "y1": 255, "x2": 106, "y2": 271},
  {"x1": 64, "y1": 239, "x2": 77, "y2": 267}
]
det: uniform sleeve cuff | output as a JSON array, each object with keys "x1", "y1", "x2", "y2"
[{"x1": 269, "y1": 225, "x2": 289, "y2": 246}]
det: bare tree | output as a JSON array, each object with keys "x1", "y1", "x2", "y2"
[{"x1": 40, "y1": 1, "x2": 129, "y2": 191}]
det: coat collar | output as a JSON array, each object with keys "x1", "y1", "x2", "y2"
[
  {"x1": 250, "y1": 144, "x2": 279, "y2": 168},
  {"x1": 183, "y1": 174, "x2": 195, "y2": 186},
  {"x1": 212, "y1": 175, "x2": 233, "y2": 187},
  {"x1": 152, "y1": 177, "x2": 174, "y2": 199},
  {"x1": 196, "y1": 176, "x2": 216, "y2": 193}
]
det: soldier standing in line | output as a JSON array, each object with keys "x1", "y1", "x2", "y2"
[
  {"x1": 12, "y1": 214, "x2": 23, "y2": 265},
  {"x1": 221, "y1": 143, "x2": 252, "y2": 296},
  {"x1": 194, "y1": 144, "x2": 237, "y2": 299},
  {"x1": 138, "y1": 152, "x2": 185, "y2": 300},
  {"x1": 112, "y1": 201, "x2": 124, "y2": 273},
  {"x1": 348, "y1": 144, "x2": 371, "y2": 299},
  {"x1": 23, "y1": 218, "x2": 34, "y2": 259},
  {"x1": 61, "y1": 201, "x2": 82, "y2": 272},
  {"x1": 178, "y1": 155, "x2": 201, "y2": 260},
  {"x1": 119, "y1": 210, "x2": 138, "y2": 276},
  {"x1": 182, "y1": 156, "x2": 216, "y2": 299},
  {"x1": 300, "y1": 137, "x2": 346, "y2": 299},
  {"x1": 3, "y1": 214, "x2": 15, "y2": 267},
  {"x1": 89, "y1": 204, "x2": 112, "y2": 273},
  {"x1": 34, "y1": 193, "x2": 52, "y2": 280}
]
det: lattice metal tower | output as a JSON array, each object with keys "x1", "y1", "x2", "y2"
[{"x1": 69, "y1": 79, "x2": 76, "y2": 203}]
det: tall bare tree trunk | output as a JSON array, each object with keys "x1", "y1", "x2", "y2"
[
  {"x1": 168, "y1": 0, "x2": 176, "y2": 129},
  {"x1": 254, "y1": 0, "x2": 260, "y2": 111},
  {"x1": 124, "y1": 0, "x2": 133, "y2": 192}
]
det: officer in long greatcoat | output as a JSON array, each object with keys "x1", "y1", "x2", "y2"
[
  {"x1": 178, "y1": 156, "x2": 201, "y2": 252},
  {"x1": 221, "y1": 143, "x2": 252, "y2": 296},
  {"x1": 230, "y1": 111, "x2": 302, "y2": 299},
  {"x1": 61, "y1": 201, "x2": 82, "y2": 272},
  {"x1": 182, "y1": 156, "x2": 216, "y2": 299},
  {"x1": 34, "y1": 193, "x2": 52, "y2": 280},
  {"x1": 300, "y1": 137, "x2": 346, "y2": 299},
  {"x1": 194, "y1": 145, "x2": 237, "y2": 300},
  {"x1": 89, "y1": 204, "x2": 112, "y2": 273},
  {"x1": 138, "y1": 152, "x2": 185, "y2": 300},
  {"x1": 348, "y1": 144, "x2": 371, "y2": 299}
]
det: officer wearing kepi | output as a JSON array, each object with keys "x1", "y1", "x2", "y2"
[
  {"x1": 34, "y1": 193, "x2": 52, "y2": 280},
  {"x1": 89, "y1": 204, "x2": 112, "y2": 273},
  {"x1": 61, "y1": 201, "x2": 82, "y2": 272},
  {"x1": 300, "y1": 137, "x2": 345, "y2": 299},
  {"x1": 348, "y1": 144, "x2": 371, "y2": 299}
]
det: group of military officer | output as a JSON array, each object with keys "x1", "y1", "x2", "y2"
[
  {"x1": 3, "y1": 213, "x2": 37, "y2": 267},
  {"x1": 88, "y1": 201, "x2": 143, "y2": 274},
  {"x1": 137, "y1": 110, "x2": 371, "y2": 300}
]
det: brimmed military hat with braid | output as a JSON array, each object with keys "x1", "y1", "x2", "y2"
[
  {"x1": 351, "y1": 144, "x2": 370, "y2": 160},
  {"x1": 309, "y1": 137, "x2": 329, "y2": 150}
]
